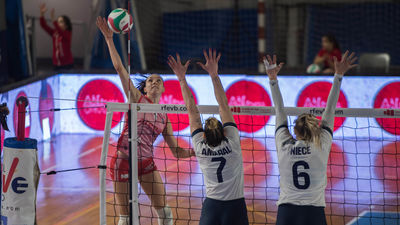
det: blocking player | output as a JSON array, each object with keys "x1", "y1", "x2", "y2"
[
  {"x1": 168, "y1": 49, "x2": 249, "y2": 225},
  {"x1": 264, "y1": 52, "x2": 357, "y2": 225}
]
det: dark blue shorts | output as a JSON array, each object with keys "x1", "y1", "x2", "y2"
[
  {"x1": 199, "y1": 197, "x2": 249, "y2": 225},
  {"x1": 276, "y1": 203, "x2": 327, "y2": 225}
]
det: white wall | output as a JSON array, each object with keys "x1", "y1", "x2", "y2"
[{"x1": 22, "y1": 0, "x2": 92, "y2": 58}]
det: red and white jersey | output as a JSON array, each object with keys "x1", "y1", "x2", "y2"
[
  {"x1": 117, "y1": 95, "x2": 168, "y2": 159},
  {"x1": 39, "y1": 17, "x2": 73, "y2": 66}
]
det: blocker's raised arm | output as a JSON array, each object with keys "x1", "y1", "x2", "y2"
[
  {"x1": 321, "y1": 51, "x2": 357, "y2": 130},
  {"x1": 168, "y1": 54, "x2": 202, "y2": 134},
  {"x1": 198, "y1": 49, "x2": 234, "y2": 124}
]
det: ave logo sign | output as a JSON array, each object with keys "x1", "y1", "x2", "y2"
[{"x1": 2, "y1": 157, "x2": 28, "y2": 197}]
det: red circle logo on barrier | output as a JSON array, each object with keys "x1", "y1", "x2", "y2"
[
  {"x1": 39, "y1": 83, "x2": 55, "y2": 134},
  {"x1": 374, "y1": 142, "x2": 400, "y2": 193},
  {"x1": 297, "y1": 81, "x2": 348, "y2": 132},
  {"x1": 77, "y1": 79, "x2": 124, "y2": 130},
  {"x1": 159, "y1": 80, "x2": 198, "y2": 131},
  {"x1": 226, "y1": 80, "x2": 271, "y2": 133},
  {"x1": 13, "y1": 91, "x2": 31, "y2": 138},
  {"x1": 373, "y1": 81, "x2": 400, "y2": 135}
]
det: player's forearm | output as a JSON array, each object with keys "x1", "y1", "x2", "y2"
[
  {"x1": 327, "y1": 59, "x2": 335, "y2": 69},
  {"x1": 105, "y1": 38, "x2": 135, "y2": 98},
  {"x1": 105, "y1": 38, "x2": 125, "y2": 73},
  {"x1": 211, "y1": 76, "x2": 229, "y2": 108},
  {"x1": 269, "y1": 80, "x2": 288, "y2": 127},
  {"x1": 179, "y1": 79, "x2": 198, "y2": 115},
  {"x1": 172, "y1": 147, "x2": 193, "y2": 158},
  {"x1": 314, "y1": 56, "x2": 324, "y2": 64},
  {"x1": 322, "y1": 74, "x2": 343, "y2": 129}
]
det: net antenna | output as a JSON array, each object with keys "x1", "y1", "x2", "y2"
[{"x1": 127, "y1": 1, "x2": 131, "y2": 104}]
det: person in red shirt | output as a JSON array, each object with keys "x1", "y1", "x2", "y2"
[
  {"x1": 313, "y1": 34, "x2": 342, "y2": 74},
  {"x1": 39, "y1": 3, "x2": 73, "y2": 70}
]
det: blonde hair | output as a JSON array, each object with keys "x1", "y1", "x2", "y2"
[
  {"x1": 204, "y1": 117, "x2": 226, "y2": 147},
  {"x1": 294, "y1": 114, "x2": 322, "y2": 149}
]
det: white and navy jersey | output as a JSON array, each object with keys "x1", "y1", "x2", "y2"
[
  {"x1": 269, "y1": 75, "x2": 343, "y2": 207},
  {"x1": 275, "y1": 126, "x2": 333, "y2": 207},
  {"x1": 192, "y1": 122, "x2": 244, "y2": 201}
]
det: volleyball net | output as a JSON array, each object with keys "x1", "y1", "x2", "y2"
[{"x1": 99, "y1": 102, "x2": 400, "y2": 225}]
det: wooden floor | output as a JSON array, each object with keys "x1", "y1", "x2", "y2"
[{"x1": 35, "y1": 134, "x2": 400, "y2": 225}]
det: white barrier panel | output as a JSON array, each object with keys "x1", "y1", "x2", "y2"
[{"x1": 1, "y1": 138, "x2": 39, "y2": 225}]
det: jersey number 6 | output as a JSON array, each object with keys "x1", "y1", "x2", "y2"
[
  {"x1": 211, "y1": 157, "x2": 226, "y2": 183},
  {"x1": 292, "y1": 160, "x2": 310, "y2": 189}
]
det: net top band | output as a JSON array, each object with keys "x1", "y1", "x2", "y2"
[{"x1": 105, "y1": 102, "x2": 400, "y2": 118}]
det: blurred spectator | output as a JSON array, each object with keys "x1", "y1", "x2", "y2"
[
  {"x1": 39, "y1": 3, "x2": 73, "y2": 70},
  {"x1": 307, "y1": 34, "x2": 342, "y2": 74}
]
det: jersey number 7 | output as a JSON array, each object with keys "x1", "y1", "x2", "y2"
[
  {"x1": 211, "y1": 157, "x2": 226, "y2": 183},
  {"x1": 292, "y1": 160, "x2": 310, "y2": 189}
]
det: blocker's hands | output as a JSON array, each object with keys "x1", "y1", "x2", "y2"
[
  {"x1": 263, "y1": 55, "x2": 284, "y2": 80},
  {"x1": 334, "y1": 50, "x2": 357, "y2": 76},
  {"x1": 197, "y1": 48, "x2": 221, "y2": 78},
  {"x1": 167, "y1": 53, "x2": 190, "y2": 81}
]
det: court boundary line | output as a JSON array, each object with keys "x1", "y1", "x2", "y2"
[{"x1": 346, "y1": 210, "x2": 400, "y2": 225}]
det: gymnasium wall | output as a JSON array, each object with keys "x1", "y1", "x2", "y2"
[
  {"x1": 23, "y1": 0, "x2": 397, "y2": 69},
  {"x1": 0, "y1": 74, "x2": 398, "y2": 144}
]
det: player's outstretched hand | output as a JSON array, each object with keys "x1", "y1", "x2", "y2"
[
  {"x1": 263, "y1": 55, "x2": 284, "y2": 81},
  {"x1": 197, "y1": 48, "x2": 221, "y2": 78},
  {"x1": 96, "y1": 16, "x2": 113, "y2": 40},
  {"x1": 167, "y1": 53, "x2": 190, "y2": 81},
  {"x1": 334, "y1": 50, "x2": 357, "y2": 76},
  {"x1": 39, "y1": 3, "x2": 47, "y2": 16}
]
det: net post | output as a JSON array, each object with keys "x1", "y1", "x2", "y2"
[
  {"x1": 99, "y1": 108, "x2": 113, "y2": 225},
  {"x1": 129, "y1": 103, "x2": 139, "y2": 225}
]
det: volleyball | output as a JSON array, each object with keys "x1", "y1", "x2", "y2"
[
  {"x1": 107, "y1": 8, "x2": 133, "y2": 34},
  {"x1": 306, "y1": 63, "x2": 321, "y2": 74}
]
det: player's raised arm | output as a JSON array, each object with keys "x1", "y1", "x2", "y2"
[
  {"x1": 167, "y1": 54, "x2": 202, "y2": 134},
  {"x1": 264, "y1": 55, "x2": 287, "y2": 130},
  {"x1": 321, "y1": 51, "x2": 357, "y2": 130},
  {"x1": 96, "y1": 17, "x2": 141, "y2": 103},
  {"x1": 197, "y1": 49, "x2": 234, "y2": 124}
]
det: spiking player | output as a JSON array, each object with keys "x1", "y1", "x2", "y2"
[
  {"x1": 96, "y1": 17, "x2": 195, "y2": 225},
  {"x1": 168, "y1": 49, "x2": 249, "y2": 225},
  {"x1": 264, "y1": 52, "x2": 357, "y2": 225}
]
